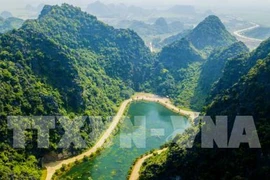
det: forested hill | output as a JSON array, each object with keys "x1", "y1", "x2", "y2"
[
  {"x1": 194, "y1": 41, "x2": 249, "y2": 108},
  {"x1": 150, "y1": 15, "x2": 241, "y2": 110},
  {"x1": 0, "y1": 3, "x2": 268, "y2": 179},
  {"x1": 210, "y1": 37, "x2": 270, "y2": 100},
  {"x1": 186, "y1": 15, "x2": 237, "y2": 52},
  {"x1": 154, "y1": 15, "x2": 237, "y2": 52},
  {"x1": 159, "y1": 38, "x2": 204, "y2": 69},
  {"x1": 0, "y1": 3, "x2": 153, "y2": 113},
  {"x1": 0, "y1": 4, "x2": 153, "y2": 178},
  {"x1": 140, "y1": 38, "x2": 270, "y2": 180},
  {"x1": 22, "y1": 4, "x2": 153, "y2": 90}
]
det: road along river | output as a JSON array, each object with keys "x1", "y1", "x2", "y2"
[
  {"x1": 45, "y1": 93, "x2": 198, "y2": 179},
  {"x1": 233, "y1": 23, "x2": 263, "y2": 49}
]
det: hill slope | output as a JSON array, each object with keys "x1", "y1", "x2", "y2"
[
  {"x1": 140, "y1": 38, "x2": 270, "y2": 180},
  {"x1": 186, "y1": 15, "x2": 237, "y2": 52},
  {"x1": 192, "y1": 41, "x2": 249, "y2": 108},
  {"x1": 150, "y1": 39, "x2": 204, "y2": 109},
  {"x1": 0, "y1": 4, "x2": 153, "y2": 179},
  {"x1": 1, "y1": 5, "x2": 266, "y2": 179},
  {"x1": 151, "y1": 15, "x2": 240, "y2": 110}
]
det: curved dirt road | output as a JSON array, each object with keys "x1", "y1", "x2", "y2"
[
  {"x1": 128, "y1": 94, "x2": 199, "y2": 180},
  {"x1": 44, "y1": 93, "x2": 198, "y2": 180},
  {"x1": 129, "y1": 148, "x2": 168, "y2": 180},
  {"x1": 45, "y1": 98, "x2": 132, "y2": 180}
]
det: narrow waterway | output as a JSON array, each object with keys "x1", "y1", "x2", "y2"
[{"x1": 61, "y1": 101, "x2": 190, "y2": 180}]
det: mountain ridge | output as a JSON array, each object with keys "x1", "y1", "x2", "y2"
[
  {"x1": 0, "y1": 4, "x2": 153, "y2": 178},
  {"x1": 0, "y1": 4, "x2": 268, "y2": 179},
  {"x1": 140, "y1": 37, "x2": 270, "y2": 180},
  {"x1": 186, "y1": 15, "x2": 237, "y2": 51}
]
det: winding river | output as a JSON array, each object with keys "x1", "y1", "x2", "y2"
[{"x1": 60, "y1": 101, "x2": 190, "y2": 180}]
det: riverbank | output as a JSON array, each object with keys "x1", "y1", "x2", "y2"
[
  {"x1": 132, "y1": 93, "x2": 199, "y2": 124},
  {"x1": 129, "y1": 148, "x2": 168, "y2": 180},
  {"x1": 128, "y1": 94, "x2": 200, "y2": 180},
  {"x1": 44, "y1": 93, "x2": 198, "y2": 180},
  {"x1": 233, "y1": 23, "x2": 263, "y2": 50}
]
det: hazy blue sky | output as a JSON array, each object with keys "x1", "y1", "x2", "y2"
[
  {"x1": 1, "y1": 0, "x2": 270, "y2": 10},
  {"x1": 1, "y1": 0, "x2": 270, "y2": 26},
  {"x1": 0, "y1": 0, "x2": 269, "y2": 25}
]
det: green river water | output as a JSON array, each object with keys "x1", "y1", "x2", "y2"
[{"x1": 61, "y1": 101, "x2": 190, "y2": 180}]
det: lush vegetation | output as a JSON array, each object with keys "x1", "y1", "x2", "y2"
[
  {"x1": 194, "y1": 42, "x2": 249, "y2": 108},
  {"x1": 1, "y1": 3, "x2": 269, "y2": 179},
  {"x1": 186, "y1": 15, "x2": 237, "y2": 52},
  {"x1": 152, "y1": 38, "x2": 204, "y2": 109},
  {"x1": 0, "y1": 4, "x2": 153, "y2": 179},
  {"x1": 148, "y1": 15, "x2": 239, "y2": 111},
  {"x1": 139, "y1": 37, "x2": 270, "y2": 180}
]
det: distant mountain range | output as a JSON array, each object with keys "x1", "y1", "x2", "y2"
[
  {"x1": 166, "y1": 5, "x2": 196, "y2": 14},
  {"x1": 117, "y1": 17, "x2": 184, "y2": 37},
  {"x1": 86, "y1": 1, "x2": 202, "y2": 20},
  {"x1": 0, "y1": 15, "x2": 24, "y2": 33},
  {"x1": 86, "y1": 1, "x2": 155, "y2": 18},
  {"x1": 0, "y1": 11, "x2": 13, "y2": 19},
  {"x1": 0, "y1": 3, "x2": 269, "y2": 179}
]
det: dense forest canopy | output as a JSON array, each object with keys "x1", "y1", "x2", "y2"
[
  {"x1": 140, "y1": 37, "x2": 270, "y2": 180},
  {"x1": 0, "y1": 3, "x2": 269, "y2": 180},
  {"x1": 148, "y1": 15, "x2": 240, "y2": 110},
  {"x1": 0, "y1": 4, "x2": 153, "y2": 178}
]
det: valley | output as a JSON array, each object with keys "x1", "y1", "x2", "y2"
[
  {"x1": 46, "y1": 93, "x2": 196, "y2": 180},
  {"x1": 0, "y1": 2, "x2": 269, "y2": 180}
]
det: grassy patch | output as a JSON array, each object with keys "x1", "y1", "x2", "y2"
[{"x1": 41, "y1": 168, "x2": 47, "y2": 180}]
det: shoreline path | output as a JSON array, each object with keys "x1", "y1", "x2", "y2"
[{"x1": 44, "y1": 93, "x2": 199, "y2": 180}]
